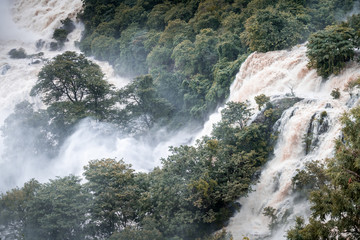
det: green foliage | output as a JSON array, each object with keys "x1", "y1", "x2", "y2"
[
  {"x1": 292, "y1": 160, "x2": 328, "y2": 193},
  {"x1": 91, "y1": 35, "x2": 119, "y2": 62},
  {"x1": 330, "y1": 88, "x2": 341, "y2": 99},
  {"x1": 287, "y1": 106, "x2": 360, "y2": 239},
  {"x1": 117, "y1": 74, "x2": 174, "y2": 133},
  {"x1": 53, "y1": 28, "x2": 68, "y2": 44},
  {"x1": 307, "y1": 0, "x2": 355, "y2": 31},
  {"x1": 242, "y1": 7, "x2": 305, "y2": 52},
  {"x1": 84, "y1": 158, "x2": 141, "y2": 238},
  {"x1": 306, "y1": 25, "x2": 356, "y2": 78},
  {"x1": 171, "y1": 40, "x2": 196, "y2": 76},
  {"x1": 30, "y1": 51, "x2": 115, "y2": 122},
  {"x1": 0, "y1": 176, "x2": 89, "y2": 240},
  {"x1": 148, "y1": 46, "x2": 173, "y2": 70},
  {"x1": 60, "y1": 17, "x2": 75, "y2": 33},
  {"x1": 194, "y1": 28, "x2": 219, "y2": 75},
  {"x1": 26, "y1": 176, "x2": 90, "y2": 240},
  {"x1": 1, "y1": 101, "x2": 58, "y2": 160},
  {"x1": 146, "y1": 3, "x2": 171, "y2": 30},
  {"x1": 221, "y1": 101, "x2": 252, "y2": 128},
  {"x1": 255, "y1": 94, "x2": 270, "y2": 110},
  {"x1": 263, "y1": 206, "x2": 278, "y2": 230},
  {"x1": 115, "y1": 24, "x2": 149, "y2": 77},
  {"x1": 109, "y1": 226, "x2": 163, "y2": 240},
  {"x1": 319, "y1": 111, "x2": 328, "y2": 124},
  {"x1": 52, "y1": 18, "x2": 75, "y2": 47},
  {"x1": 77, "y1": 0, "x2": 357, "y2": 125},
  {"x1": 0, "y1": 179, "x2": 40, "y2": 239},
  {"x1": 1, "y1": 99, "x2": 299, "y2": 239},
  {"x1": 158, "y1": 19, "x2": 195, "y2": 48}
]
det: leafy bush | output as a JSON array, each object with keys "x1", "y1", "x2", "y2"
[{"x1": 330, "y1": 88, "x2": 341, "y2": 99}]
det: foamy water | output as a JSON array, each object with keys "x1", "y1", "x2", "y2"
[{"x1": 225, "y1": 46, "x2": 360, "y2": 239}]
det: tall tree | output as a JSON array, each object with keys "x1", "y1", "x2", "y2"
[
  {"x1": 30, "y1": 51, "x2": 114, "y2": 121},
  {"x1": 83, "y1": 158, "x2": 141, "y2": 238},
  {"x1": 0, "y1": 179, "x2": 40, "y2": 239},
  {"x1": 117, "y1": 74, "x2": 174, "y2": 133}
]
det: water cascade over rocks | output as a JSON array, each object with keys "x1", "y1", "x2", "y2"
[
  {"x1": 224, "y1": 47, "x2": 360, "y2": 239},
  {"x1": 1, "y1": 0, "x2": 360, "y2": 238}
]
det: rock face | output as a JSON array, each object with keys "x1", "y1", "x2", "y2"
[
  {"x1": 36, "y1": 39, "x2": 45, "y2": 50},
  {"x1": 49, "y1": 42, "x2": 59, "y2": 51},
  {"x1": 253, "y1": 97, "x2": 303, "y2": 126},
  {"x1": 1, "y1": 64, "x2": 11, "y2": 75}
]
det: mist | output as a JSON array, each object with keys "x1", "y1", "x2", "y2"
[{"x1": 0, "y1": 0, "x2": 199, "y2": 192}]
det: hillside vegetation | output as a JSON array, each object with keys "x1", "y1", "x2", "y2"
[
  {"x1": 78, "y1": 0, "x2": 355, "y2": 123},
  {"x1": 1, "y1": 0, "x2": 360, "y2": 239}
]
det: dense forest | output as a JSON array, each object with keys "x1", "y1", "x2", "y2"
[{"x1": 1, "y1": 0, "x2": 360, "y2": 239}]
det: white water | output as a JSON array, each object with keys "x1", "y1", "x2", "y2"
[
  {"x1": 225, "y1": 47, "x2": 360, "y2": 239},
  {"x1": 2, "y1": 0, "x2": 360, "y2": 238},
  {"x1": 0, "y1": 0, "x2": 192, "y2": 192}
]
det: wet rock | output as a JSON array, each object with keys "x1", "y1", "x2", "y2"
[
  {"x1": 8, "y1": 48, "x2": 27, "y2": 58},
  {"x1": 253, "y1": 97, "x2": 303, "y2": 125},
  {"x1": 325, "y1": 103, "x2": 332, "y2": 108},
  {"x1": 1, "y1": 64, "x2": 11, "y2": 75},
  {"x1": 36, "y1": 39, "x2": 45, "y2": 50},
  {"x1": 49, "y1": 42, "x2": 59, "y2": 51},
  {"x1": 31, "y1": 59, "x2": 41, "y2": 64}
]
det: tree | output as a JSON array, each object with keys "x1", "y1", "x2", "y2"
[
  {"x1": 330, "y1": 88, "x2": 341, "y2": 99},
  {"x1": 83, "y1": 158, "x2": 141, "y2": 238},
  {"x1": 0, "y1": 176, "x2": 89, "y2": 240},
  {"x1": 30, "y1": 51, "x2": 114, "y2": 121},
  {"x1": 242, "y1": 7, "x2": 305, "y2": 52},
  {"x1": 255, "y1": 94, "x2": 270, "y2": 110},
  {"x1": 171, "y1": 40, "x2": 197, "y2": 76},
  {"x1": 25, "y1": 176, "x2": 90, "y2": 240},
  {"x1": 0, "y1": 179, "x2": 40, "y2": 239},
  {"x1": 115, "y1": 25, "x2": 149, "y2": 77},
  {"x1": 306, "y1": 24, "x2": 356, "y2": 78},
  {"x1": 117, "y1": 74, "x2": 174, "y2": 133},
  {"x1": 287, "y1": 106, "x2": 360, "y2": 239}
]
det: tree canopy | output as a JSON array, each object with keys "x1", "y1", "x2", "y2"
[
  {"x1": 30, "y1": 51, "x2": 114, "y2": 121},
  {"x1": 306, "y1": 24, "x2": 357, "y2": 78}
]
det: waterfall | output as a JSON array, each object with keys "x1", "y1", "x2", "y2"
[
  {"x1": 0, "y1": 0, "x2": 192, "y2": 192},
  {"x1": 225, "y1": 46, "x2": 360, "y2": 239},
  {"x1": 2, "y1": 0, "x2": 360, "y2": 238}
]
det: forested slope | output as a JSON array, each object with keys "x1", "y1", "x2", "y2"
[{"x1": 1, "y1": 0, "x2": 360, "y2": 239}]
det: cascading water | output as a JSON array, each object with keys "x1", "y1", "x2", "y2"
[
  {"x1": 2, "y1": 0, "x2": 360, "y2": 238},
  {"x1": 0, "y1": 0, "x2": 193, "y2": 192},
  {"x1": 224, "y1": 46, "x2": 360, "y2": 239}
]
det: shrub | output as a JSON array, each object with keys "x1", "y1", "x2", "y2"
[{"x1": 330, "y1": 88, "x2": 341, "y2": 99}]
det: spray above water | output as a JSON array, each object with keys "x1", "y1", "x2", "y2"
[
  {"x1": 0, "y1": 0, "x2": 193, "y2": 192},
  {"x1": 2, "y1": 0, "x2": 360, "y2": 238}
]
